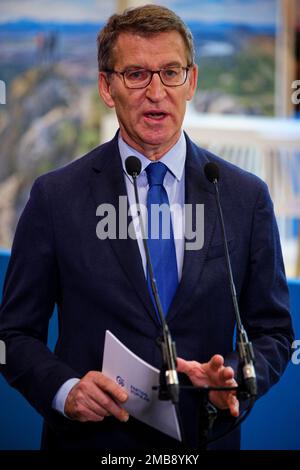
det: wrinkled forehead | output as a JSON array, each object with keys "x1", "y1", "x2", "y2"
[{"x1": 111, "y1": 31, "x2": 189, "y2": 69}]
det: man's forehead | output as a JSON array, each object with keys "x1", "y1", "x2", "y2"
[{"x1": 112, "y1": 31, "x2": 187, "y2": 67}]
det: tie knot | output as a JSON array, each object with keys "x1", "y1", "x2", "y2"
[{"x1": 146, "y1": 162, "x2": 168, "y2": 187}]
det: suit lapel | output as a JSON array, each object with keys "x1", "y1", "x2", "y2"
[
  {"x1": 89, "y1": 135, "x2": 157, "y2": 324},
  {"x1": 166, "y1": 135, "x2": 218, "y2": 324}
]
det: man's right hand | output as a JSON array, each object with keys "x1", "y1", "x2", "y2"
[{"x1": 64, "y1": 371, "x2": 129, "y2": 423}]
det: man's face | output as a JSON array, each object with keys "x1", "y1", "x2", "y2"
[{"x1": 99, "y1": 31, "x2": 198, "y2": 159}]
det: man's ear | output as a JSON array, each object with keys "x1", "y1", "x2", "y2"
[
  {"x1": 98, "y1": 72, "x2": 115, "y2": 108},
  {"x1": 186, "y1": 64, "x2": 198, "y2": 102}
]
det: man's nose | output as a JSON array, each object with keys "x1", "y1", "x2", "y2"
[{"x1": 145, "y1": 72, "x2": 167, "y2": 101}]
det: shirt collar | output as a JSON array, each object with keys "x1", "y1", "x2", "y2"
[{"x1": 118, "y1": 131, "x2": 186, "y2": 183}]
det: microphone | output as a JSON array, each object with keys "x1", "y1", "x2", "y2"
[
  {"x1": 125, "y1": 155, "x2": 141, "y2": 177},
  {"x1": 204, "y1": 162, "x2": 257, "y2": 398},
  {"x1": 125, "y1": 156, "x2": 180, "y2": 404}
]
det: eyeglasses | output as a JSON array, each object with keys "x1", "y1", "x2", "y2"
[{"x1": 105, "y1": 66, "x2": 191, "y2": 89}]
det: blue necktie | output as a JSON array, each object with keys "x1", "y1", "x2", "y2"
[{"x1": 146, "y1": 162, "x2": 178, "y2": 317}]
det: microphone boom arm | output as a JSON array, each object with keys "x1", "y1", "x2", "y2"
[
  {"x1": 209, "y1": 167, "x2": 257, "y2": 399},
  {"x1": 131, "y1": 167, "x2": 179, "y2": 404}
]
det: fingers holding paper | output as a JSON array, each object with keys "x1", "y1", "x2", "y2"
[{"x1": 64, "y1": 371, "x2": 129, "y2": 423}]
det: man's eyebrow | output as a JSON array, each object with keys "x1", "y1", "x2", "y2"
[
  {"x1": 162, "y1": 61, "x2": 183, "y2": 67},
  {"x1": 122, "y1": 64, "x2": 144, "y2": 69},
  {"x1": 122, "y1": 61, "x2": 184, "y2": 70}
]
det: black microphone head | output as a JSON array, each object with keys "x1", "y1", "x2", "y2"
[
  {"x1": 204, "y1": 162, "x2": 220, "y2": 183},
  {"x1": 125, "y1": 156, "x2": 142, "y2": 177}
]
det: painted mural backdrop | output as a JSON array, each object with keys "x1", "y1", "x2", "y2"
[{"x1": 0, "y1": 0, "x2": 277, "y2": 246}]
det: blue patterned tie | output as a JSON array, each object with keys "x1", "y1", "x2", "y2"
[{"x1": 146, "y1": 162, "x2": 178, "y2": 317}]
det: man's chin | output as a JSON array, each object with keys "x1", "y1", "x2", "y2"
[
  {"x1": 121, "y1": 128, "x2": 178, "y2": 154},
  {"x1": 139, "y1": 130, "x2": 175, "y2": 148}
]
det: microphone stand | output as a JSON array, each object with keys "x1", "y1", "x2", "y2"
[
  {"x1": 131, "y1": 168, "x2": 179, "y2": 405},
  {"x1": 211, "y1": 174, "x2": 257, "y2": 399}
]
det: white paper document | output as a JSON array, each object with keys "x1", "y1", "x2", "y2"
[{"x1": 102, "y1": 330, "x2": 181, "y2": 441}]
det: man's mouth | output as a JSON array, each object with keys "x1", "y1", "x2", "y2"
[{"x1": 144, "y1": 111, "x2": 168, "y2": 120}]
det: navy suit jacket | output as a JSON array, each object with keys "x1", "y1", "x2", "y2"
[{"x1": 0, "y1": 132, "x2": 294, "y2": 450}]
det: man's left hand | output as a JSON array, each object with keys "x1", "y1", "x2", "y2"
[{"x1": 176, "y1": 355, "x2": 239, "y2": 417}]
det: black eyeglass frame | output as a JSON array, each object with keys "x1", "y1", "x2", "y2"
[{"x1": 104, "y1": 66, "x2": 192, "y2": 89}]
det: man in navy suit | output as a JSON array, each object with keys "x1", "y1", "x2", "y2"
[{"x1": 0, "y1": 5, "x2": 294, "y2": 450}]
